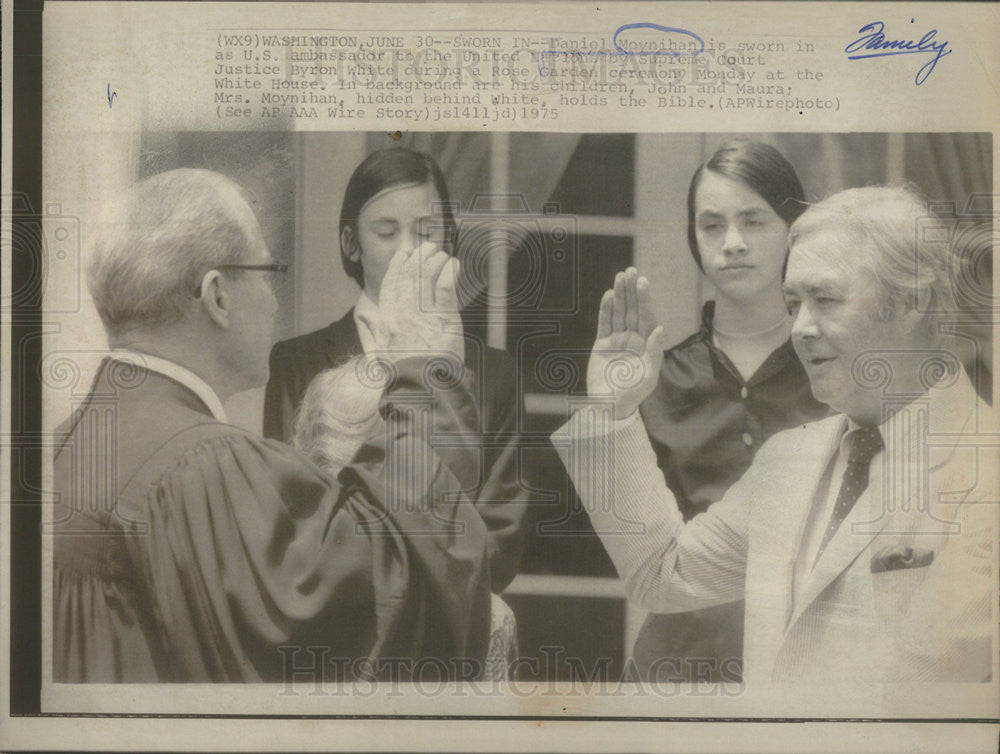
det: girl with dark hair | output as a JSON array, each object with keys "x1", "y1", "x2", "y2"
[
  {"x1": 632, "y1": 139, "x2": 829, "y2": 682},
  {"x1": 337, "y1": 147, "x2": 457, "y2": 294}
]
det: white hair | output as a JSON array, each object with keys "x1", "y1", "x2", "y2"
[
  {"x1": 87, "y1": 168, "x2": 265, "y2": 338},
  {"x1": 788, "y1": 185, "x2": 956, "y2": 322},
  {"x1": 293, "y1": 356, "x2": 387, "y2": 473}
]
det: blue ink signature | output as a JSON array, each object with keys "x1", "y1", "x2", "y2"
[
  {"x1": 844, "y1": 20, "x2": 950, "y2": 85},
  {"x1": 107, "y1": 83, "x2": 117, "y2": 108},
  {"x1": 537, "y1": 22, "x2": 704, "y2": 76}
]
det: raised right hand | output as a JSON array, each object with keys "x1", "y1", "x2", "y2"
[
  {"x1": 377, "y1": 241, "x2": 464, "y2": 361},
  {"x1": 585, "y1": 267, "x2": 665, "y2": 419}
]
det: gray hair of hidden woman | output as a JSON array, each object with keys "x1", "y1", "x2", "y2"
[
  {"x1": 87, "y1": 168, "x2": 266, "y2": 338},
  {"x1": 293, "y1": 356, "x2": 387, "y2": 473},
  {"x1": 788, "y1": 184, "x2": 955, "y2": 325}
]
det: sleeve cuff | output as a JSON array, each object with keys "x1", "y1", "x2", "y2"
[{"x1": 551, "y1": 406, "x2": 641, "y2": 443}]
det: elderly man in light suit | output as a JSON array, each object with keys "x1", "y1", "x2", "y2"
[{"x1": 555, "y1": 186, "x2": 996, "y2": 683}]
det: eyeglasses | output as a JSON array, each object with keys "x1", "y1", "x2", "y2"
[
  {"x1": 194, "y1": 261, "x2": 290, "y2": 296},
  {"x1": 217, "y1": 262, "x2": 289, "y2": 277}
]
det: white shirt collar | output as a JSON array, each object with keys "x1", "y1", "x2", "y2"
[
  {"x1": 836, "y1": 364, "x2": 974, "y2": 467},
  {"x1": 838, "y1": 416, "x2": 881, "y2": 458},
  {"x1": 109, "y1": 349, "x2": 229, "y2": 423},
  {"x1": 353, "y1": 291, "x2": 381, "y2": 354}
]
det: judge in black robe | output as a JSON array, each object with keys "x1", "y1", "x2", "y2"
[
  {"x1": 51, "y1": 167, "x2": 492, "y2": 683},
  {"x1": 53, "y1": 354, "x2": 492, "y2": 683}
]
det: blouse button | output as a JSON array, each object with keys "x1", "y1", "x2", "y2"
[
  {"x1": 741, "y1": 432, "x2": 753, "y2": 447},
  {"x1": 740, "y1": 386, "x2": 749, "y2": 399}
]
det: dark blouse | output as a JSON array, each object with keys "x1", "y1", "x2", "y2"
[
  {"x1": 640, "y1": 301, "x2": 830, "y2": 520},
  {"x1": 632, "y1": 302, "x2": 831, "y2": 681}
]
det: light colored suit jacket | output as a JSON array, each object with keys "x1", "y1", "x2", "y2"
[{"x1": 554, "y1": 372, "x2": 997, "y2": 683}]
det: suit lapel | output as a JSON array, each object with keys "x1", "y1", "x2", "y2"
[
  {"x1": 768, "y1": 417, "x2": 847, "y2": 630},
  {"x1": 786, "y1": 371, "x2": 979, "y2": 631},
  {"x1": 791, "y1": 485, "x2": 893, "y2": 627},
  {"x1": 324, "y1": 309, "x2": 364, "y2": 365}
]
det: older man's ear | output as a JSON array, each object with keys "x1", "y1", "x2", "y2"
[
  {"x1": 896, "y1": 293, "x2": 935, "y2": 337},
  {"x1": 197, "y1": 270, "x2": 233, "y2": 329}
]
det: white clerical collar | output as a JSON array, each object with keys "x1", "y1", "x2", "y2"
[
  {"x1": 353, "y1": 291, "x2": 381, "y2": 354},
  {"x1": 109, "y1": 349, "x2": 228, "y2": 423}
]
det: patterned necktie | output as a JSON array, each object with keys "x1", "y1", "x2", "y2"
[{"x1": 814, "y1": 425, "x2": 884, "y2": 563}]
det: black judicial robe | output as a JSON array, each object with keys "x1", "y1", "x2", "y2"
[
  {"x1": 52, "y1": 357, "x2": 491, "y2": 682},
  {"x1": 265, "y1": 310, "x2": 528, "y2": 592}
]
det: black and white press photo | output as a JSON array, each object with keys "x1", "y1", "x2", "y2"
[
  {"x1": 6, "y1": 2, "x2": 999, "y2": 751},
  {"x1": 39, "y1": 130, "x2": 995, "y2": 697}
]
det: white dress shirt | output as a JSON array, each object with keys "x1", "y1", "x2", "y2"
[
  {"x1": 798, "y1": 418, "x2": 885, "y2": 573},
  {"x1": 109, "y1": 349, "x2": 228, "y2": 423}
]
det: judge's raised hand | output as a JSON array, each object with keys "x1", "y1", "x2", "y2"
[
  {"x1": 378, "y1": 241, "x2": 465, "y2": 361},
  {"x1": 586, "y1": 267, "x2": 665, "y2": 419}
]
